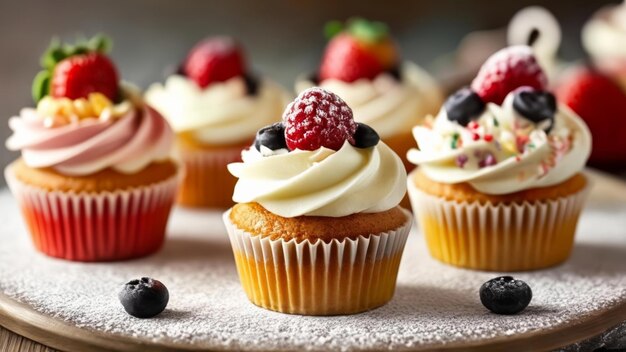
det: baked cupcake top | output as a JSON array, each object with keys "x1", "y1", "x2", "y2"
[
  {"x1": 145, "y1": 36, "x2": 289, "y2": 145},
  {"x1": 582, "y1": 1, "x2": 626, "y2": 62},
  {"x1": 407, "y1": 45, "x2": 592, "y2": 195},
  {"x1": 296, "y1": 18, "x2": 441, "y2": 139},
  {"x1": 6, "y1": 36, "x2": 173, "y2": 176},
  {"x1": 228, "y1": 87, "x2": 407, "y2": 218}
]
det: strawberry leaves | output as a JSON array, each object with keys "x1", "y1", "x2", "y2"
[{"x1": 324, "y1": 18, "x2": 389, "y2": 43}]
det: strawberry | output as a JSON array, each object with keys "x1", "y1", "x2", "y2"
[
  {"x1": 556, "y1": 66, "x2": 626, "y2": 166},
  {"x1": 51, "y1": 53, "x2": 119, "y2": 100},
  {"x1": 183, "y1": 37, "x2": 245, "y2": 88},
  {"x1": 319, "y1": 18, "x2": 398, "y2": 82},
  {"x1": 32, "y1": 35, "x2": 119, "y2": 103},
  {"x1": 319, "y1": 34, "x2": 383, "y2": 83},
  {"x1": 471, "y1": 45, "x2": 547, "y2": 105}
]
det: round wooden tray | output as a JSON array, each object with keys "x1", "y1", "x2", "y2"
[{"x1": 0, "y1": 170, "x2": 625, "y2": 352}]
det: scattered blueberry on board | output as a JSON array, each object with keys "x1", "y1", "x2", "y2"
[
  {"x1": 119, "y1": 277, "x2": 169, "y2": 318},
  {"x1": 479, "y1": 276, "x2": 532, "y2": 315}
]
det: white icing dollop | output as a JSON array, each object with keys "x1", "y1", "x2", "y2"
[
  {"x1": 145, "y1": 75, "x2": 290, "y2": 145},
  {"x1": 295, "y1": 62, "x2": 442, "y2": 139},
  {"x1": 407, "y1": 91, "x2": 592, "y2": 195},
  {"x1": 583, "y1": 2, "x2": 626, "y2": 61},
  {"x1": 228, "y1": 141, "x2": 406, "y2": 218}
]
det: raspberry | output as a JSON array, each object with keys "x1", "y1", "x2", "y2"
[
  {"x1": 471, "y1": 45, "x2": 547, "y2": 105},
  {"x1": 283, "y1": 88, "x2": 357, "y2": 151}
]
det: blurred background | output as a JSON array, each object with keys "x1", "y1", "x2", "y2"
[{"x1": 0, "y1": 0, "x2": 621, "y2": 185}]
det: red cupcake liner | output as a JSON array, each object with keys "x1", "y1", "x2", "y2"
[{"x1": 5, "y1": 166, "x2": 179, "y2": 262}]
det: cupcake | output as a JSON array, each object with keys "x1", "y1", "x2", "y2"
[
  {"x1": 224, "y1": 88, "x2": 411, "y2": 315},
  {"x1": 295, "y1": 18, "x2": 443, "y2": 173},
  {"x1": 145, "y1": 36, "x2": 289, "y2": 208},
  {"x1": 5, "y1": 36, "x2": 180, "y2": 262},
  {"x1": 407, "y1": 45, "x2": 592, "y2": 272}
]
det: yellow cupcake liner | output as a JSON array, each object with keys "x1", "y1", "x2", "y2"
[
  {"x1": 408, "y1": 177, "x2": 590, "y2": 272},
  {"x1": 176, "y1": 145, "x2": 243, "y2": 208},
  {"x1": 223, "y1": 209, "x2": 412, "y2": 316}
]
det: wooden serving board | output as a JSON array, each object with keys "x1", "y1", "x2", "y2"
[{"x1": 0, "y1": 169, "x2": 625, "y2": 352}]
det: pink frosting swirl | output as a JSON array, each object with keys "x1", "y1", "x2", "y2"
[{"x1": 6, "y1": 105, "x2": 174, "y2": 176}]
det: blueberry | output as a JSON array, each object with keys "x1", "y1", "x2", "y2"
[
  {"x1": 243, "y1": 73, "x2": 259, "y2": 95},
  {"x1": 254, "y1": 122, "x2": 287, "y2": 152},
  {"x1": 387, "y1": 65, "x2": 402, "y2": 81},
  {"x1": 444, "y1": 87, "x2": 486, "y2": 126},
  {"x1": 479, "y1": 276, "x2": 532, "y2": 315},
  {"x1": 353, "y1": 123, "x2": 380, "y2": 148},
  {"x1": 119, "y1": 277, "x2": 169, "y2": 318},
  {"x1": 512, "y1": 90, "x2": 556, "y2": 132}
]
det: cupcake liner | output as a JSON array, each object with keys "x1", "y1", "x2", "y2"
[
  {"x1": 223, "y1": 209, "x2": 412, "y2": 316},
  {"x1": 176, "y1": 145, "x2": 243, "y2": 208},
  {"x1": 5, "y1": 166, "x2": 179, "y2": 262},
  {"x1": 407, "y1": 177, "x2": 591, "y2": 271}
]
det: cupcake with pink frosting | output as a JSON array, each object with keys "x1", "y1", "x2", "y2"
[{"x1": 4, "y1": 36, "x2": 180, "y2": 262}]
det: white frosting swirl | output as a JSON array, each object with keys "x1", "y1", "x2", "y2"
[
  {"x1": 145, "y1": 75, "x2": 289, "y2": 145},
  {"x1": 407, "y1": 91, "x2": 591, "y2": 195},
  {"x1": 296, "y1": 62, "x2": 442, "y2": 139},
  {"x1": 583, "y1": 2, "x2": 626, "y2": 61},
  {"x1": 228, "y1": 141, "x2": 406, "y2": 218}
]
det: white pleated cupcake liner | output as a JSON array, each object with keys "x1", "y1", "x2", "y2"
[
  {"x1": 5, "y1": 164, "x2": 179, "y2": 262},
  {"x1": 175, "y1": 144, "x2": 244, "y2": 208},
  {"x1": 407, "y1": 174, "x2": 591, "y2": 271},
  {"x1": 223, "y1": 208, "x2": 413, "y2": 315}
]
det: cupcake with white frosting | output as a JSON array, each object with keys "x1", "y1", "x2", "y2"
[
  {"x1": 5, "y1": 36, "x2": 179, "y2": 262},
  {"x1": 296, "y1": 18, "x2": 442, "y2": 173},
  {"x1": 407, "y1": 45, "x2": 592, "y2": 271},
  {"x1": 146, "y1": 36, "x2": 289, "y2": 208},
  {"x1": 224, "y1": 88, "x2": 412, "y2": 315}
]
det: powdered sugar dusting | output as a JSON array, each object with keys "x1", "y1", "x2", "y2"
[{"x1": 0, "y1": 189, "x2": 624, "y2": 350}]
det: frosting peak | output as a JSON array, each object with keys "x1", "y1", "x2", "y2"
[
  {"x1": 407, "y1": 91, "x2": 591, "y2": 194},
  {"x1": 228, "y1": 141, "x2": 406, "y2": 217}
]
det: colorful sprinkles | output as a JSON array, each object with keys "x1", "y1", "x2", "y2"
[
  {"x1": 456, "y1": 154, "x2": 469, "y2": 168},
  {"x1": 451, "y1": 133, "x2": 461, "y2": 149}
]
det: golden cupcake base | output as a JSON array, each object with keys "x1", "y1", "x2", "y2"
[
  {"x1": 232, "y1": 251, "x2": 403, "y2": 315},
  {"x1": 408, "y1": 170, "x2": 590, "y2": 271},
  {"x1": 224, "y1": 207, "x2": 412, "y2": 315},
  {"x1": 176, "y1": 136, "x2": 251, "y2": 208}
]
